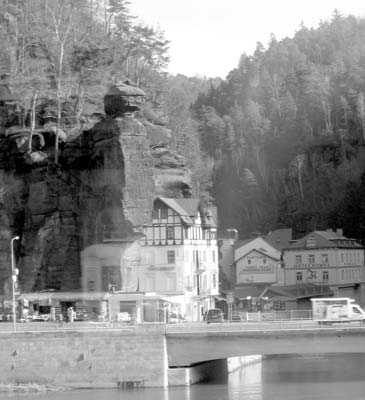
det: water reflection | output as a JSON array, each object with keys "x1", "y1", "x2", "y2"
[{"x1": 228, "y1": 360, "x2": 262, "y2": 400}]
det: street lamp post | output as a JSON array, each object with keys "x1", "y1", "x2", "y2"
[{"x1": 10, "y1": 236, "x2": 19, "y2": 332}]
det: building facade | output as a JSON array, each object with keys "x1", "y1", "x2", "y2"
[
  {"x1": 141, "y1": 197, "x2": 219, "y2": 321},
  {"x1": 234, "y1": 237, "x2": 283, "y2": 287},
  {"x1": 81, "y1": 197, "x2": 219, "y2": 322},
  {"x1": 283, "y1": 229, "x2": 365, "y2": 305}
]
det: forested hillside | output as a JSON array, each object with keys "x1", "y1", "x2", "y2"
[
  {"x1": 0, "y1": 0, "x2": 215, "y2": 193},
  {"x1": 2, "y1": 3, "x2": 365, "y2": 243},
  {"x1": 193, "y1": 11, "x2": 365, "y2": 242}
]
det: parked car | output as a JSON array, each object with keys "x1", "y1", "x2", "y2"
[
  {"x1": 75, "y1": 312, "x2": 88, "y2": 321},
  {"x1": 205, "y1": 309, "x2": 224, "y2": 323},
  {"x1": 168, "y1": 313, "x2": 185, "y2": 323},
  {"x1": 32, "y1": 314, "x2": 51, "y2": 322}
]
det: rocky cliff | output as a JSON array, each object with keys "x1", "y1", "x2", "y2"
[{"x1": 0, "y1": 82, "x2": 192, "y2": 295}]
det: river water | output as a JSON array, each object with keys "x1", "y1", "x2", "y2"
[{"x1": 1, "y1": 354, "x2": 365, "y2": 400}]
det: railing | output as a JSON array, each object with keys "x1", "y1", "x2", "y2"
[{"x1": 244, "y1": 310, "x2": 312, "y2": 322}]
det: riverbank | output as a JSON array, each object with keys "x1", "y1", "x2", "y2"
[{"x1": 0, "y1": 383, "x2": 64, "y2": 392}]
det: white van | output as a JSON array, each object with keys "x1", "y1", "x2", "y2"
[{"x1": 311, "y1": 297, "x2": 365, "y2": 324}]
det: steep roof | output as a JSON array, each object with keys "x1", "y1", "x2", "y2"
[
  {"x1": 264, "y1": 228, "x2": 292, "y2": 250},
  {"x1": 285, "y1": 230, "x2": 363, "y2": 250},
  {"x1": 157, "y1": 197, "x2": 194, "y2": 225},
  {"x1": 233, "y1": 238, "x2": 253, "y2": 250},
  {"x1": 157, "y1": 197, "x2": 217, "y2": 228},
  {"x1": 235, "y1": 248, "x2": 281, "y2": 263},
  {"x1": 234, "y1": 236, "x2": 281, "y2": 263},
  {"x1": 174, "y1": 198, "x2": 200, "y2": 218}
]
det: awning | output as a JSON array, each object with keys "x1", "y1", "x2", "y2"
[
  {"x1": 17, "y1": 293, "x2": 54, "y2": 302},
  {"x1": 18, "y1": 292, "x2": 107, "y2": 302},
  {"x1": 51, "y1": 292, "x2": 107, "y2": 301}
]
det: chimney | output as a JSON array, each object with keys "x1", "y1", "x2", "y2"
[
  {"x1": 336, "y1": 228, "x2": 343, "y2": 236},
  {"x1": 226, "y1": 228, "x2": 238, "y2": 242}
]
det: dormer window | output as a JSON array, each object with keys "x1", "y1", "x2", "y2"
[{"x1": 306, "y1": 236, "x2": 316, "y2": 248}]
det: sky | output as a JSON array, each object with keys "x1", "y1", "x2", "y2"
[{"x1": 128, "y1": 0, "x2": 365, "y2": 79}]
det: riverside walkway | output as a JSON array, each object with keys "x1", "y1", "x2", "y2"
[{"x1": 0, "y1": 318, "x2": 363, "y2": 333}]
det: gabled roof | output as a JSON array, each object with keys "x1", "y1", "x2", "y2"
[
  {"x1": 235, "y1": 248, "x2": 281, "y2": 263},
  {"x1": 285, "y1": 230, "x2": 363, "y2": 250},
  {"x1": 174, "y1": 198, "x2": 200, "y2": 218},
  {"x1": 234, "y1": 236, "x2": 281, "y2": 263},
  {"x1": 264, "y1": 228, "x2": 292, "y2": 250},
  {"x1": 156, "y1": 197, "x2": 217, "y2": 228},
  {"x1": 233, "y1": 239, "x2": 253, "y2": 250},
  {"x1": 157, "y1": 197, "x2": 196, "y2": 225}
]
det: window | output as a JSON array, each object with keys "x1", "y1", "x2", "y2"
[
  {"x1": 186, "y1": 276, "x2": 191, "y2": 289},
  {"x1": 166, "y1": 226, "x2": 174, "y2": 240},
  {"x1": 167, "y1": 250, "x2": 175, "y2": 264},
  {"x1": 295, "y1": 255, "x2": 302, "y2": 264},
  {"x1": 322, "y1": 271, "x2": 329, "y2": 281},
  {"x1": 87, "y1": 280, "x2": 96, "y2": 291},
  {"x1": 152, "y1": 209, "x2": 159, "y2": 219},
  {"x1": 212, "y1": 250, "x2": 216, "y2": 263},
  {"x1": 296, "y1": 272, "x2": 303, "y2": 282},
  {"x1": 322, "y1": 254, "x2": 328, "y2": 264},
  {"x1": 308, "y1": 254, "x2": 315, "y2": 264},
  {"x1": 101, "y1": 266, "x2": 121, "y2": 292},
  {"x1": 263, "y1": 258, "x2": 266, "y2": 264},
  {"x1": 248, "y1": 259, "x2": 251, "y2": 264},
  {"x1": 160, "y1": 208, "x2": 167, "y2": 219},
  {"x1": 306, "y1": 236, "x2": 316, "y2": 247},
  {"x1": 212, "y1": 273, "x2": 217, "y2": 289},
  {"x1": 341, "y1": 253, "x2": 344, "y2": 263}
]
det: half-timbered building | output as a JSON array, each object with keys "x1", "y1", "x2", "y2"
[{"x1": 141, "y1": 197, "x2": 219, "y2": 321}]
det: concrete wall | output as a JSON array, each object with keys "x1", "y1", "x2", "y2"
[
  {"x1": 0, "y1": 325, "x2": 167, "y2": 388},
  {"x1": 167, "y1": 328, "x2": 365, "y2": 366}
]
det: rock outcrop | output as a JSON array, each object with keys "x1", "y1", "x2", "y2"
[{"x1": 0, "y1": 82, "x2": 192, "y2": 295}]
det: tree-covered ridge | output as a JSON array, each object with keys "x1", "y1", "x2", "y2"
[
  {"x1": 193, "y1": 11, "x2": 365, "y2": 240},
  {"x1": 0, "y1": 0, "x2": 215, "y2": 194},
  {"x1": 0, "y1": 0, "x2": 169, "y2": 117}
]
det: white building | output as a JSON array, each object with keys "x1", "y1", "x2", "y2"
[
  {"x1": 81, "y1": 197, "x2": 219, "y2": 322},
  {"x1": 283, "y1": 229, "x2": 365, "y2": 305},
  {"x1": 141, "y1": 197, "x2": 219, "y2": 321},
  {"x1": 234, "y1": 237, "x2": 283, "y2": 287}
]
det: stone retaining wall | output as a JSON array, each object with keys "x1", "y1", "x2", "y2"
[{"x1": 0, "y1": 326, "x2": 167, "y2": 388}]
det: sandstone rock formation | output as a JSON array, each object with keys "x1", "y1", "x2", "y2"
[{"x1": 0, "y1": 82, "x2": 192, "y2": 295}]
